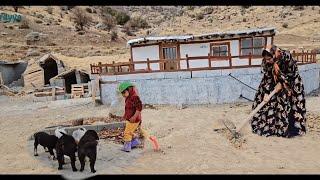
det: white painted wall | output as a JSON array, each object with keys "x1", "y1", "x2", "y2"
[
  {"x1": 189, "y1": 59, "x2": 210, "y2": 68},
  {"x1": 132, "y1": 45, "x2": 159, "y2": 61},
  {"x1": 251, "y1": 58, "x2": 263, "y2": 65},
  {"x1": 180, "y1": 60, "x2": 187, "y2": 69},
  {"x1": 230, "y1": 40, "x2": 239, "y2": 56},
  {"x1": 232, "y1": 58, "x2": 249, "y2": 66},
  {"x1": 180, "y1": 43, "x2": 210, "y2": 57},
  {"x1": 132, "y1": 45, "x2": 160, "y2": 70},
  {"x1": 267, "y1": 37, "x2": 272, "y2": 45},
  {"x1": 212, "y1": 60, "x2": 230, "y2": 67}
]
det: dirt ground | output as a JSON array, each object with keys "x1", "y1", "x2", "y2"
[{"x1": 0, "y1": 91, "x2": 320, "y2": 177}]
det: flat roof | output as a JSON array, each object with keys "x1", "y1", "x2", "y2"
[{"x1": 127, "y1": 27, "x2": 276, "y2": 46}]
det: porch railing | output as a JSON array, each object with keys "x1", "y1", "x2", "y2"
[{"x1": 90, "y1": 50, "x2": 318, "y2": 75}]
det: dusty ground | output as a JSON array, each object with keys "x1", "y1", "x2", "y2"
[{"x1": 0, "y1": 91, "x2": 320, "y2": 177}]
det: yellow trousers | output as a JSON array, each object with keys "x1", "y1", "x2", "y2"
[{"x1": 123, "y1": 121, "x2": 149, "y2": 142}]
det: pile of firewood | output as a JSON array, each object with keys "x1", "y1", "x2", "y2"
[
  {"x1": 98, "y1": 127, "x2": 145, "y2": 148},
  {"x1": 98, "y1": 127, "x2": 124, "y2": 144},
  {"x1": 0, "y1": 84, "x2": 17, "y2": 96}
]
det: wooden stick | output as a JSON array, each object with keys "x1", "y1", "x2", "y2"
[
  {"x1": 0, "y1": 72, "x2": 3, "y2": 85},
  {"x1": 52, "y1": 87, "x2": 56, "y2": 101},
  {"x1": 236, "y1": 83, "x2": 282, "y2": 133}
]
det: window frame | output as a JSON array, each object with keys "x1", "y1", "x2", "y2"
[
  {"x1": 162, "y1": 46, "x2": 178, "y2": 60},
  {"x1": 239, "y1": 36, "x2": 268, "y2": 58},
  {"x1": 210, "y1": 42, "x2": 230, "y2": 59}
]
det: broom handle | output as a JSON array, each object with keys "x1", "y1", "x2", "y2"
[{"x1": 236, "y1": 83, "x2": 281, "y2": 133}]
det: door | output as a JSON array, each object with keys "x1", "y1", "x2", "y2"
[{"x1": 161, "y1": 45, "x2": 179, "y2": 70}]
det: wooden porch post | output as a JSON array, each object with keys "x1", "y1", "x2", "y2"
[
  {"x1": 98, "y1": 62, "x2": 102, "y2": 74},
  {"x1": 208, "y1": 53, "x2": 211, "y2": 68},
  {"x1": 186, "y1": 54, "x2": 190, "y2": 70},
  {"x1": 147, "y1": 58, "x2": 151, "y2": 72}
]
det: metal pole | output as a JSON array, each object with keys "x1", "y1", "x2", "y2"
[
  {"x1": 228, "y1": 73, "x2": 258, "y2": 91},
  {"x1": 239, "y1": 94, "x2": 254, "y2": 102}
]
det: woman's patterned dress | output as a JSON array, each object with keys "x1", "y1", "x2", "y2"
[{"x1": 250, "y1": 50, "x2": 307, "y2": 137}]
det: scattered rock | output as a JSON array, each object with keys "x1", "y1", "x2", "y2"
[
  {"x1": 26, "y1": 49, "x2": 40, "y2": 57},
  {"x1": 36, "y1": 14, "x2": 44, "y2": 19},
  {"x1": 218, "y1": 16, "x2": 225, "y2": 20},
  {"x1": 77, "y1": 31, "x2": 85, "y2": 35},
  {"x1": 25, "y1": 32, "x2": 41, "y2": 41},
  {"x1": 34, "y1": 19, "x2": 43, "y2": 24},
  {"x1": 177, "y1": 103, "x2": 187, "y2": 110},
  {"x1": 1, "y1": 32, "x2": 8, "y2": 36}
]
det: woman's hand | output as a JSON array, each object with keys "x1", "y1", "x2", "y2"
[
  {"x1": 275, "y1": 83, "x2": 282, "y2": 92},
  {"x1": 263, "y1": 94, "x2": 270, "y2": 103}
]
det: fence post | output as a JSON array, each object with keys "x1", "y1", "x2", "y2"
[
  {"x1": 229, "y1": 53, "x2": 232, "y2": 68},
  {"x1": 52, "y1": 87, "x2": 56, "y2": 101},
  {"x1": 302, "y1": 50, "x2": 304, "y2": 63},
  {"x1": 129, "y1": 58, "x2": 133, "y2": 72},
  {"x1": 186, "y1": 54, "x2": 190, "y2": 70},
  {"x1": 248, "y1": 52, "x2": 252, "y2": 66},
  {"x1": 147, "y1": 58, "x2": 151, "y2": 72},
  {"x1": 112, "y1": 61, "x2": 116, "y2": 75},
  {"x1": 208, "y1": 53, "x2": 211, "y2": 68},
  {"x1": 98, "y1": 62, "x2": 102, "y2": 74}
]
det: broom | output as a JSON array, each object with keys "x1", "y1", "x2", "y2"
[{"x1": 222, "y1": 83, "x2": 282, "y2": 139}]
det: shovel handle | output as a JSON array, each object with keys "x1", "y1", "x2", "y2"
[{"x1": 236, "y1": 83, "x2": 282, "y2": 133}]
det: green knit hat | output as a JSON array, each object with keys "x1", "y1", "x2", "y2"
[{"x1": 118, "y1": 81, "x2": 134, "y2": 93}]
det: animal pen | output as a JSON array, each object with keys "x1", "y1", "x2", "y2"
[{"x1": 21, "y1": 53, "x2": 91, "y2": 100}]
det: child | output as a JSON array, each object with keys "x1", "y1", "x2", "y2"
[{"x1": 118, "y1": 81, "x2": 143, "y2": 152}]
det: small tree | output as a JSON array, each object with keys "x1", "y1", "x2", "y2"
[
  {"x1": 111, "y1": 30, "x2": 118, "y2": 41},
  {"x1": 123, "y1": 22, "x2": 134, "y2": 36},
  {"x1": 72, "y1": 7, "x2": 92, "y2": 31},
  {"x1": 46, "y1": 6, "x2": 53, "y2": 14},
  {"x1": 102, "y1": 14, "x2": 116, "y2": 31},
  {"x1": 13, "y1": 6, "x2": 19, "y2": 12}
]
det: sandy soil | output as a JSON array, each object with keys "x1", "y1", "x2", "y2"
[{"x1": 0, "y1": 91, "x2": 320, "y2": 177}]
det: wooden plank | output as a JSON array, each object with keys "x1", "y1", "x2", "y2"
[
  {"x1": 0, "y1": 72, "x2": 3, "y2": 85},
  {"x1": 34, "y1": 91, "x2": 65, "y2": 97},
  {"x1": 52, "y1": 87, "x2": 56, "y2": 101}
]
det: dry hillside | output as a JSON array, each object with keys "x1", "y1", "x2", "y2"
[{"x1": 0, "y1": 6, "x2": 319, "y2": 70}]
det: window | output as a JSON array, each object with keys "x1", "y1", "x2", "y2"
[
  {"x1": 211, "y1": 44, "x2": 229, "y2": 57},
  {"x1": 240, "y1": 37, "x2": 266, "y2": 56},
  {"x1": 162, "y1": 47, "x2": 177, "y2": 60}
]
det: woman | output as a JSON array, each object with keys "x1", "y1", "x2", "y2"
[{"x1": 250, "y1": 45, "x2": 307, "y2": 137}]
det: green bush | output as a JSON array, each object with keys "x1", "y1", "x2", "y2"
[
  {"x1": 128, "y1": 17, "x2": 149, "y2": 29},
  {"x1": 101, "y1": 6, "x2": 117, "y2": 16},
  {"x1": 115, "y1": 11, "x2": 130, "y2": 25},
  {"x1": 101, "y1": 7, "x2": 130, "y2": 25}
]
